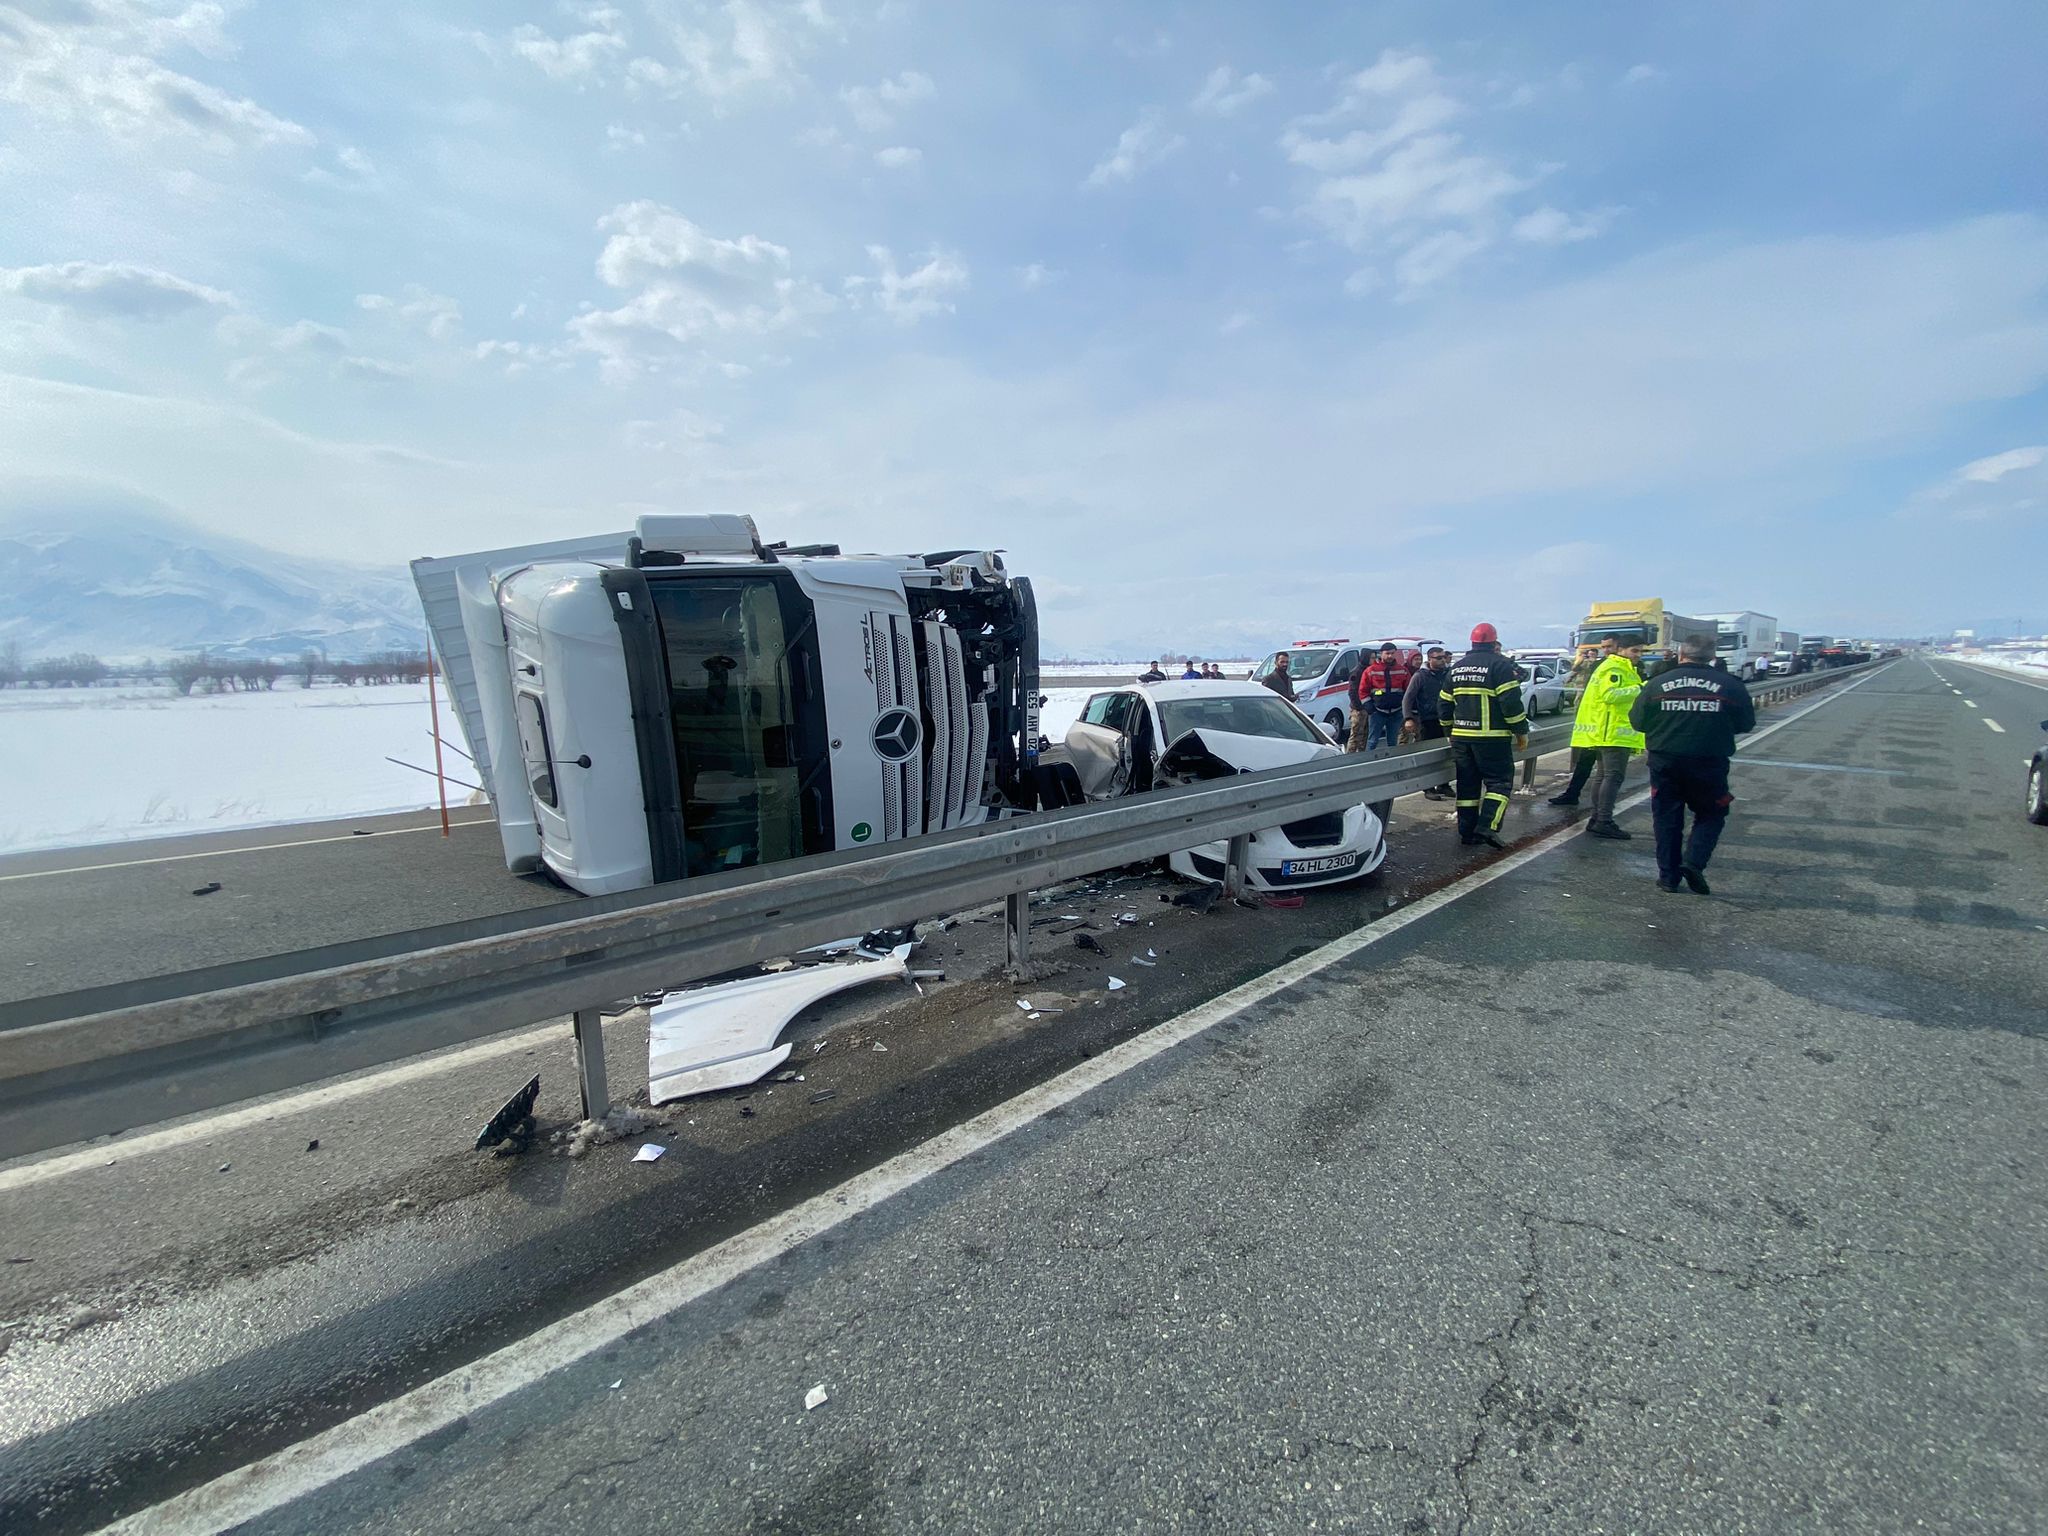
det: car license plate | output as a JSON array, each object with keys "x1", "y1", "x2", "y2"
[{"x1": 1281, "y1": 853, "x2": 1359, "y2": 877}]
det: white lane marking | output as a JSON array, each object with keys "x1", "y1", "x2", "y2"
[
  {"x1": 95, "y1": 665, "x2": 1890, "y2": 1536},
  {"x1": 1985, "y1": 719, "x2": 2006, "y2": 733},
  {"x1": 0, "y1": 818, "x2": 496, "y2": 883},
  {"x1": 1964, "y1": 700, "x2": 1977, "y2": 708},
  {"x1": 0, "y1": 1020, "x2": 569, "y2": 1194}
]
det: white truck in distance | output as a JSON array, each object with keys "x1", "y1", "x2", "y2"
[
  {"x1": 1700, "y1": 611, "x2": 1778, "y2": 679},
  {"x1": 413, "y1": 514, "x2": 1046, "y2": 896}
]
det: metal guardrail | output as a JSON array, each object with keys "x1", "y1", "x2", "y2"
[{"x1": 0, "y1": 661, "x2": 1875, "y2": 1161}]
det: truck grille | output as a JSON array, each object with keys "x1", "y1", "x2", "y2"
[{"x1": 872, "y1": 612, "x2": 987, "y2": 838}]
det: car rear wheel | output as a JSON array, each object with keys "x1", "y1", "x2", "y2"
[
  {"x1": 2029, "y1": 760, "x2": 2048, "y2": 825},
  {"x1": 1325, "y1": 709, "x2": 1345, "y2": 736}
]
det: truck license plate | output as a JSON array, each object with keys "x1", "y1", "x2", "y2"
[{"x1": 1281, "y1": 853, "x2": 1359, "y2": 877}]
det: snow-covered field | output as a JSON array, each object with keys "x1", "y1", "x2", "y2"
[
  {"x1": 0, "y1": 683, "x2": 464, "y2": 854},
  {"x1": 1965, "y1": 651, "x2": 2048, "y2": 677}
]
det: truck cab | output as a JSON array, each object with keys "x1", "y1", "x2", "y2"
[{"x1": 414, "y1": 515, "x2": 1041, "y2": 895}]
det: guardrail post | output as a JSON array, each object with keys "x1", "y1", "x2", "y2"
[
  {"x1": 573, "y1": 1007, "x2": 609, "y2": 1121},
  {"x1": 1222, "y1": 833, "x2": 1252, "y2": 900},
  {"x1": 1005, "y1": 890, "x2": 1030, "y2": 979},
  {"x1": 1520, "y1": 752, "x2": 1537, "y2": 790}
]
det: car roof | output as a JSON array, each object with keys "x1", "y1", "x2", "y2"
[{"x1": 1108, "y1": 679, "x2": 1286, "y2": 703}]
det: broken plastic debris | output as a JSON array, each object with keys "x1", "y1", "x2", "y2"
[
  {"x1": 808, "y1": 1089, "x2": 838, "y2": 1104},
  {"x1": 1016, "y1": 999, "x2": 1034, "y2": 1012},
  {"x1": 1027, "y1": 1012, "x2": 1042, "y2": 1021},
  {"x1": 610, "y1": 1380, "x2": 623, "y2": 1391},
  {"x1": 191, "y1": 881, "x2": 222, "y2": 896},
  {"x1": 632, "y1": 1144, "x2": 666, "y2": 1163},
  {"x1": 1147, "y1": 948, "x2": 1156, "y2": 958},
  {"x1": 648, "y1": 945, "x2": 911, "y2": 1104},
  {"x1": 871, "y1": 1042, "x2": 889, "y2": 1053},
  {"x1": 1108, "y1": 978, "x2": 1127, "y2": 991},
  {"x1": 804, "y1": 1384, "x2": 829, "y2": 1411},
  {"x1": 1131, "y1": 955, "x2": 1156, "y2": 967}
]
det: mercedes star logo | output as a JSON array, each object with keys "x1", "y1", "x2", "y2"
[{"x1": 871, "y1": 706, "x2": 921, "y2": 762}]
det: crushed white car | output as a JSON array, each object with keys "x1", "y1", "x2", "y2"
[{"x1": 1063, "y1": 681, "x2": 1387, "y2": 891}]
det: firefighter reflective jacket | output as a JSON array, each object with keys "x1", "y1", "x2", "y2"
[
  {"x1": 1570, "y1": 655, "x2": 1646, "y2": 751},
  {"x1": 1438, "y1": 647, "x2": 1529, "y2": 739},
  {"x1": 1628, "y1": 663, "x2": 1757, "y2": 757}
]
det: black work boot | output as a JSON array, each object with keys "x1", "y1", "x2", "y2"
[
  {"x1": 1546, "y1": 795, "x2": 1580, "y2": 808},
  {"x1": 1586, "y1": 822, "x2": 1633, "y2": 840},
  {"x1": 1681, "y1": 866, "x2": 1711, "y2": 895}
]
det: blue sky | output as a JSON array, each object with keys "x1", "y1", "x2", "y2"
[{"x1": 2, "y1": 0, "x2": 2044, "y2": 655}]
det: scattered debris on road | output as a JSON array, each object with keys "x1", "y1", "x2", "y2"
[
  {"x1": 808, "y1": 1089, "x2": 838, "y2": 1104},
  {"x1": 1172, "y1": 885, "x2": 1221, "y2": 913},
  {"x1": 632, "y1": 1144, "x2": 666, "y2": 1163},
  {"x1": 1108, "y1": 977, "x2": 1127, "y2": 991},
  {"x1": 475, "y1": 1074, "x2": 542, "y2": 1154},
  {"x1": 305, "y1": 1139, "x2": 320, "y2": 1152},
  {"x1": 1074, "y1": 932, "x2": 1107, "y2": 955},
  {"x1": 648, "y1": 943, "x2": 915, "y2": 1104},
  {"x1": 804, "y1": 1384, "x2": 829, "y2": 1411},
  {"x1": 190, "y1": 881, "x2": 222, "y2": 897}
]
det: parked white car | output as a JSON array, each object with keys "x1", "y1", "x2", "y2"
[
  {"x1": 1516, "y1": 655, "x2": 1570, "y2": 716},
  {"x1": 1064, "y1": 680, "x2": 1387, "y2": 890}
]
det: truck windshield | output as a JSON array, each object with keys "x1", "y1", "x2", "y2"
[
  {"x1": 1578, "y1": 624, "x2": 1651, "y2": 646},
  {"x1": 648, "y1": 573, "x2": 832, "y2": 877},
  {"x1": 1158, "y1": 694, "x2": 1326, "y2": 745},
  {"x1": 1716, "y1": 630, "x2": 1741, "y2": 650}
]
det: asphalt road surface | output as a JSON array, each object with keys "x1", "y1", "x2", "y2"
[{"x1": 5, "y1": 660, "x2": 2045, "y2": 1534}]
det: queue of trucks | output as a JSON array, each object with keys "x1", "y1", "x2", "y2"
[{"x1": 1561, "y1": 600, "x2": 1870, "y2": 700}]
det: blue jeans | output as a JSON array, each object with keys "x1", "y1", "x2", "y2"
[{"x1": 1365, "y1": 710, "x2": 1403, "y2": 751}]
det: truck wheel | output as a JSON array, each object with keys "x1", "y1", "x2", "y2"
[{"x1": 2029, "y1": 761, "x2": 2048, "y2": 826}]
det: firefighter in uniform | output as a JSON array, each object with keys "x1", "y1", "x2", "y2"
[{"x1": 1438, "y1": 623, "x2": 1529, "y2": 848}]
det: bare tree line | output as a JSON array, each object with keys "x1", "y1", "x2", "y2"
[{"x1": 0, "y1": 641, "x2": 433, "y2": 694}]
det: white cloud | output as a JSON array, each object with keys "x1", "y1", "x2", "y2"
[
  {"x1": 1191, "y1": 65, "x2": 1272, "y2": 116},
  {"x1": 0, "y1": 260, "x2": 234, "y2": 319},
  {"x1": 1391, "y1": 229, "x2": 1488, "y2": 293},
  {"x1": 1284, "y1": 49, "x2": 1597, "y2": 293},
  {"x1": 1218, "y1": 310, "x2": 1252, "y2": 335},
  {"x1": 1623, "y1": 63, "x2": 1666, "y2": 86},
  {"x1": 568, "y1": 201, "x2": 833, "y2": 374},
  {"x1": 356, "y1": 287, "x2": 463, "y2": 343},
  {"x1": 840, "y1": 68, "x2": 933, "y2": 132},
  {"x1": 1915, "y1": 445, "x2": 2048, "y2": 521},
  {"x1": 874, "y1": 144, "x2": 921, "y2": 170},
  {"x1": 0, "y1": 3, "x2": 311, "y2": 151},
  {"x1": 1084, "y1": 110, "x2": 1184, "y2": 189},
  {"x1": 849, "y1": 245, "x2": 968, "y2": 323},
  {"x1": 1016, "y1": 262, "x2": 1060, "y2": 290},
  {"x1": 341, "y1": 355, "x2": 413, "y2": 382},
  {"x1": 628, "y1": 0, "x2": 819, "y2": 109},
  {"x1": 1512, "y1": 206, "x2": 1610, "y2": 245},
  {"x1": 504, "y1": 5, "x2": 629, "y2": 82}
]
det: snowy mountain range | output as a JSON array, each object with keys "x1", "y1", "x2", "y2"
[{"x1": 0, "y1": 504, "x2": 426, "y2": 662}]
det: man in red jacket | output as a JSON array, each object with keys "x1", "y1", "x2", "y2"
[{"x1": 1349, "y1": 641, "x2": 1413, "y2": 752}]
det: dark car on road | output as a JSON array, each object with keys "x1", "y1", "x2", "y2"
[{"x1": 2030, "y1": 720, "x2": 2048, "y2": 825}]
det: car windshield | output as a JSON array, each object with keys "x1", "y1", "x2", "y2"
[{"x1": 1158, "y1": 694, "x2": 1326, "y2": 745}]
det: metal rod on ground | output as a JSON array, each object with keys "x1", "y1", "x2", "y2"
[
  {"x1": 1223, "y1": 833, "x2": 1252, "y2": 900},
  {"x1": 1005, "y1": 891, "x2": 1030, "y2": 979},
  {"x1": 426, "y1": 643, "x2": 452, "y2": 838},
  {"x1": 573, "y1": 1008, "x2": 609, "y2": 1120}
]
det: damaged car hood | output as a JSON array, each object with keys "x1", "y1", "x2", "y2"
[{"x1": 1157, "y1": 728, "x2": 1336, "y2": 780}]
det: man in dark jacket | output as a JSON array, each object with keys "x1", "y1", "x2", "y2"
[
  {"x1": 1400, "y1": 645, "x2": 1453, "y2": 799},
  {"x1": 1260, "y1": 651, "x2": 1296, "y2": 701},
  {"x1": 1138, "y1": 660, "x2": 1167, "y2": 683},
  {"x1": 1628, "y1": 634, "x2": 1756, "y2": 894},
  {"x1": 1439, "y1": 623, "x2": 1529, "y2": 848},
  {"x1": 1350, "y1": 641, "x2": 1413, "y2": 753}
]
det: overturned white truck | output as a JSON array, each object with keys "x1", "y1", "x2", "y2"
[{"x1": 413, "y1": 514, "x2": 1047, "y2": 895}]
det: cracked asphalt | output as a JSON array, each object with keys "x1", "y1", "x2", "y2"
[{"x1": 195, "y1": 660, "x2": 2048, "y2": 1534}]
